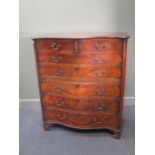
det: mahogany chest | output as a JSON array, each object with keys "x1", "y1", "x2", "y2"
[{"x1": 33, "y1": 33, "x2": 129, "y2": 139}]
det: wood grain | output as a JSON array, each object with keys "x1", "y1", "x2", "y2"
[
  {"x1": 42, "y1": 96, "x2": 120, "y2": 113},
  {"x1": 33, "y1": 34, "x2": 128, "y2": 139},
  {"x1": 40, "y1": 80, "x2": 120, "y2": 97},
  {"x1": 79, "y1": 39, "x2": 122, "y2": 52},
  {"x1": 38, "y1": 64, "x2": 122, "y2": 80},
  {"x1": 37, "y1": 52, "x2": 122, "y2": 65},
  {"x1": 44, "y1": 107, "x2": 119, "y2": 129}
]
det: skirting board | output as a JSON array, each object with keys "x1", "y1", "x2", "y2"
[{"x1": 19, "y1": 97, "x2": 135, "y2": 106}]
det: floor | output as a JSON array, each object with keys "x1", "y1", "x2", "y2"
[{"x1": 19, "y1": 102, "x2": 135, "y2": 155}]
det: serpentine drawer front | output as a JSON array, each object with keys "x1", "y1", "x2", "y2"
[{"x1": 33, "y1": 33, "x2": 129, "y2": 139}]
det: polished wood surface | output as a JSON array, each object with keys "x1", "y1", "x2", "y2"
[
  {"x1": 36, "y1": 39, "x2": 74, "y2": 53},
  {"x1": 42, "y1": 96, "x2": 119, "y2": 113},
  {"x1": 40, "y1": 80, "x2": 120, "y2": 97},
  {"x1": 38, "y1": 64, "x2": 122, "y2": 79},
  {"x1": 79, "y1": 39, "x2": 122, "y2": 52},
  {"x1": 37, "y1": 52, "x2": 122, "y2": 65},
  {"x1": 43, "y1": 107, "x2": 119, "y2": 129},
  {"x1": 33, "y1": 33, "x2": 128, "y2": 139}
]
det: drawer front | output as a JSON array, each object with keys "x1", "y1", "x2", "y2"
[
  {"x1": 36, "y1": 39, "x2": 74, "y2": 53},
  {"x1": 40, "y1": 80, "x2": 120, "y2": 97},
  {"x1": 44, "y1": 108, "x2": 119, "y2": 129},
  {"x1": 38, "y1": 64, "x2": 121, "y2": 79},
  {"x1": 79, "y1": 38, "x2": 122, "y2": 52},
  {"x1": 37, "y1": 52, "x2": 122, "y2": 65},
  {"x1": 42, "y1": 96, "x2": 119, "y2": 113}
]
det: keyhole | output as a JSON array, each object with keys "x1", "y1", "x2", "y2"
[
  {"x1": 76, "y1": 99, "x2": 80, "y2": 103},
  {"x1": 75, "y1": 84, "x2": 80, "y2": 88},
  {"x1": 74, "y1": 67, "x2": 80, "y2": 71}
]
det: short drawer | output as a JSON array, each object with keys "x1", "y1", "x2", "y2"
[
  {"x1": 42, "y1": 96, "x2": 119, "y2": 114},
  {"x1": 36, "y1": 52, "x2": 122, "y2": 65},
  {"x1": 35, "y1": 39, "x2": 74, "y2": 53},
  {"x1": 79, "y1": 38, "x2": 122, "y2": 52},
  {"x1": 38, "y1": 64, "x2": 121, "y2": 79},
  {"x1": 43, "y1": 108, "x2": 119, "y2": 129},
  {"x1": 40, "y1": 80, "x2": 120, "y2": 98}
]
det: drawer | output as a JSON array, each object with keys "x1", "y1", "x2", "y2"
[
  {"x1": 40, "y1": 80, "x2": 120, "y2": 97},
  {"x1": 79, "y1": 38, "x2": 122, "y2": 52},
  {"x1": 39, "y1": 64, "x2": 121, "y2": 79},
  {"x1": 42, "y1": 96, "x2": 119, "y2": 113},
  {"x1": 43, "y1": 108, "x2": 119, "y2": 129},
  {"x1": 36, "y1": 39, "x2": 74, "y2": 53},
  {"x1": 37, "y1": 52, "x2": 122, "y2": 65}
]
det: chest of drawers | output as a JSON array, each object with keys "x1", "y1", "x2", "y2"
[{"x1": 33, "y1": 33, "x2": 129, "y2": 139}]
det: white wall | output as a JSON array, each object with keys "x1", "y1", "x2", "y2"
[{"x1": 19, "y1": 0, "x2": 135, "y2": 99}]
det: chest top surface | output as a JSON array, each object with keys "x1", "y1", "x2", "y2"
[{"x1": 32, "y1": 32, "x2": 129, "y2": 40}]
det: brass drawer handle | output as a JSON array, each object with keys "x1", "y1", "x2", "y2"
[
  {"x1": 56, "y1": 103, "x2": 63, "y2": 108},
  {"x1": 56, "y1": 114, "x2": 66, "y2": 121},
  {"x1": 93, "y1": 56, "x2": 105, "y2": 63},
  {"x1": 51, "y1": 56, "x2": 62, "y2": 63},
  {"x1": 95, "y1": 45, "x2": 106, "y2": 51},
  {"x1": 93, "y1": 70, "x2": 106, "y2": 77},
  {"x1": 53, "y1": 69, "x2": 64, "y2": 76},
  {"x1": 95, "y1": 121, "x2": 104, "y2": 124},
  {"x1": 93, "y1": 119, "x2": 105, "y2": 124},
  {"x1": 94, "y1": 41, "x2": 107, "y2": 51},
  {"x1": 94, "y1": 104, "x2": 106, "y2": 111},
  {"x1": 55, "y1": 87, "x2": 64, "y2": 93},
  {"x1": 95, "y1": 106, "x2": 105, "y2": 111},
  {"x1": 55, "y1": 100, "x2": 64, "y2": 108},
  {"x1": 51, "y1": 42, "x2": 61, "y2": 51},
  {"x1": 95, "y1": 89, "x2": 105, "y2": 96}
]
